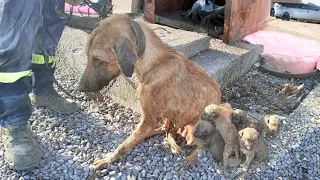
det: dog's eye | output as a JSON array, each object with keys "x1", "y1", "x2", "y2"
[
  {"x1": 92, "y1": 57, "x2": 107, "y2": 66},
  {"x1": 239, "y1": 132, "x2": 244, "y2": 137}
]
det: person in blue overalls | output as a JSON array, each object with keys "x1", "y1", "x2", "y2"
[{"x1": 0, "y1": 0, "x2": 79, "y2": 170}]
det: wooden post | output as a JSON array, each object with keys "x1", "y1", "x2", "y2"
[{"x1": 143, "y1": 0, "x2": 155, "y2": 23}]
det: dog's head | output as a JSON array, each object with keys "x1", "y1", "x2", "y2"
[
  {"x1": 194, "y1": 120, "x2": 215, "y2": 138},
  {"x1": 232, "y1": 109, "x2": 249, "y2": 126},
  {"x1": 78, "y1": 15, "x2": 146, "y2": 92},
  {"x1": 239, "y1": 127, "x2": 259, "y2": 151},
  {"x1": 264, "y1": 114, "x2": 280, "y2": 133},
  {"x1": 200, "y1": 103, "x2": 233, "y2": 122}
]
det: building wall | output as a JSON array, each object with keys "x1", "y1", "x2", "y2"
[{"x1": 222, "y1": 0, "x2": 272, "y2": 43}]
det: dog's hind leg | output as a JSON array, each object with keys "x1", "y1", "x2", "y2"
[
  {"x1": 90, "y1": 119, "x2": 161, "y2": 169},
  {"x1": 183, "y1": 145, "x2": 203, "y2": 168},
  {"x1": 223, "y1": 144, "x2": 234, "y2": 168}
]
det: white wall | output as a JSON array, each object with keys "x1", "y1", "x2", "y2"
[{"x1": 303, "y1": 0, "x2": 320, "y2": 6}]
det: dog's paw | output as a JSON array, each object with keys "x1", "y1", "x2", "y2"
[
  {"x1": 170, "y1": 145, "x2": 185, "y2": 154},
  {"x1": 90, "y1": 153, "x2": 117, "y2": 170},
  {"x1": 242, "y1": 166, "x2": 248, "y2": 172}
]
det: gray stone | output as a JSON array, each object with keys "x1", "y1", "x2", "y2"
[
  {"x1": 109, "y1": 171, "x2": 117, "y2": 176},
  {"x1": 165, "y1": 172, "x2": 173, "y2": 180},
  {"x1": 141, "y1": 170, "x2": 146, "y2": 178},
  {"x1": 153, "y1": 168, "x2": 160, "y2": 176}
]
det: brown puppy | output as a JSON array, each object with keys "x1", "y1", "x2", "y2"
[
  {"x1": 231, "y1": 109, "x2": 251, "y2": 131},
  {"x1": 78, "y1": 15, "x2": 221, "y2": 169},
  {"x1": 255, "y1": 114, "x2": 280, "y2": 137},
  {"x1": 232, "y1": 110, "x2": 280, "y2": 137},
  {"x1": 201, "y1": 103, "x2": 240, "y2": 168},
  {"x1": 184, "y1": 119, "x2": 225, "y2": 167},
  {"x1": 239, "y1": 128, "x2": 269, "y2": 172}
]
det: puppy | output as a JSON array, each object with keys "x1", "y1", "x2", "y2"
[
  {"x1": 231, "y1": 109, "x2": 251, "y2": 131},
  {"x1": 232, "y1": 110, "x2": 280, "y2": 138},
  {"x1": 184, "y1": 119, "x2": 224, "y2": 167},
  {"x1": 201, "y1": 103, "x2": 240, "y2": 168},
  {"x1": 239, "y1": 128, "x2": 269, "y2": 172},
  {"x1": 255, "y1": 114, "x2": 280, "y2": 137}
]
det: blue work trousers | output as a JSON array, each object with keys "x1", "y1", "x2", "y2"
[{"x1": 0, "y1": 0, "x2": 67, "y2": 127}]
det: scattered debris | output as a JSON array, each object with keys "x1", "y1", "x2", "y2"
[
  {"x1": 222, "y1": 66, "x2": 318, "y2": 115},
  {"x1": 279, "y1": 81, "x2": 304, "y2": 96}
]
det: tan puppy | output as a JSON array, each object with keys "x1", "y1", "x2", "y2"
[
  {"x1": 201, "y1": 103, "x2": 240, "y2": 168},
  {"x1": 78, "y1": 15, "x2": 221, "y2": 169},
  {"x1": 256, "y1": 114, "x2": 280, "y2": 137},
  {"x1": 239, "y1": 128, "x2": 269, "y2": 172}
]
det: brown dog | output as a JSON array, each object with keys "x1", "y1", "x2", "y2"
[{"x1": 78, "y1": 15, "x2": 221, "y2": 169}]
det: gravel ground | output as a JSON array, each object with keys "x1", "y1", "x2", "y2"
[{"x1": 0, "y1": 66, "x2": 319, "y2": 179}]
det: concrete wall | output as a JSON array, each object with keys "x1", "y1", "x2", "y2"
[
  {"x1": 222, "y1": 0, "x2": 271, "y2": 43},
  {"x1": 112, "y1": 0, "x2": 132, "y2": 13}
]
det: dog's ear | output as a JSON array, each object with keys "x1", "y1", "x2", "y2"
[
  {"x1": 114, "y1": 37, "x2": 137, "y2": 77},
  {"x1": 114, "y1": 21, "x2": 145, "y2": 77}
]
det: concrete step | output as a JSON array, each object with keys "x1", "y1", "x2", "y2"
[
  {"x1": 191, "y1": 39, "x2": 263, "y2": 89},
  {"x1": 149, "y1": 23, "x2": 211, "y2": 58}
]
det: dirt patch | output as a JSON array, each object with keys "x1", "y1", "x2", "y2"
[{"x1": 222, "y1": 65, "x2": 318, "y2": 120}]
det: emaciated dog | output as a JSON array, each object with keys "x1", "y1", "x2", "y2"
[{"x1": 78, "y1": 14, "x2": 221, "y2": 169}]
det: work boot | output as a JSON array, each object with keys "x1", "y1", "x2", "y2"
[
  {"x1": 2, "y1": 124, "x2": 42, "y2": 171},
  {"x1": 30, "y1": 88, "x2": 79, "y2": 114}
]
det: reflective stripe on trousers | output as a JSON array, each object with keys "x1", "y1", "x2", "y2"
[
  {"x1": 0, "y1": 53, "x2": 56, "y2": 83},
  {"x1": 32, "y1": 54, "x2": 56, "y2": 67},
  {"x1": 0, "y1": 70, "x2": 32, "y2": 83}
]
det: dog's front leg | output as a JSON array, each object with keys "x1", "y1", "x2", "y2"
[{"x1": 90, "y1": 121, "x2": 154, "y2": 169}]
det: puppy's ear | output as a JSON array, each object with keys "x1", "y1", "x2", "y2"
[
  {"x1": 129, "y1": 21, "x2": 146, "y2": 57},
  {"x1": 114, "y1": 37, "x2": 137, "y2": 77}
]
